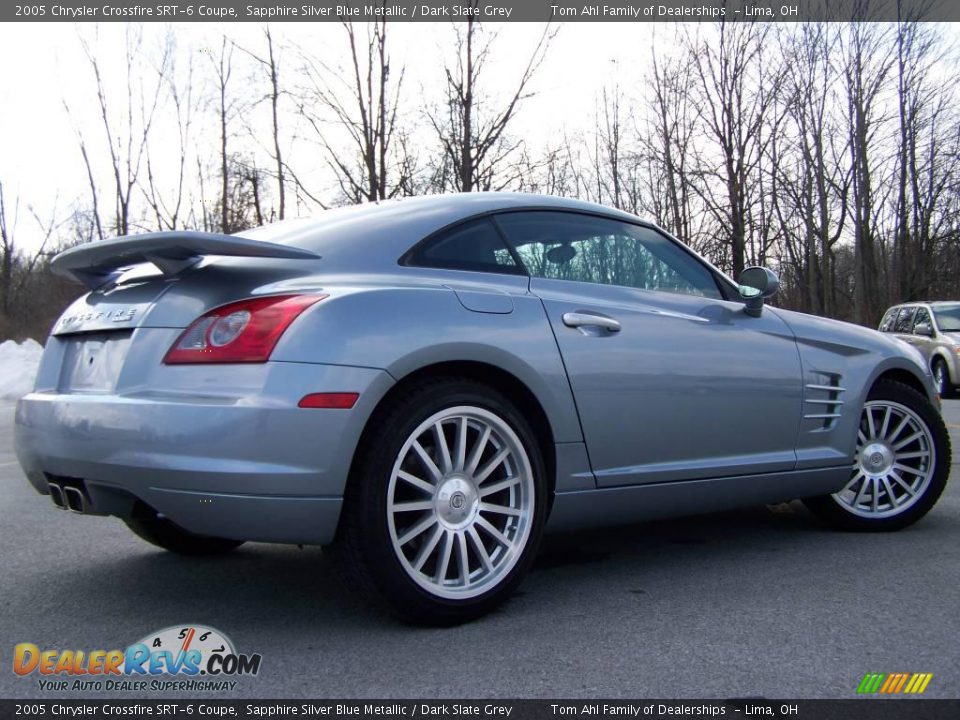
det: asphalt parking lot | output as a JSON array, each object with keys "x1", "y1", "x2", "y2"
[{"x1": 1, "y1": 402, "x2": 958, "y2": 700}]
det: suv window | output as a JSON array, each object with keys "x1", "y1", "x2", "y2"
[
  {"x1": 913, "y1": 307, "x2": 932, "y2": 333},
  {"x1": 894, "y1": 307, "x2": 917, "y2": 333},
  {"x1": 879, "y1": 308, "x2": 900, "y2": 332},
  {"x1": 406, "y1": 218, "x2": 522, "y2": 274},
  {"x1": 495, "y1": 211, "x2": 722, "y2": 299}
]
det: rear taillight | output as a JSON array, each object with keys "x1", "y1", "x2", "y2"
[{"x1": 164, "y1": 294, "x2": 325, "y2": 364}]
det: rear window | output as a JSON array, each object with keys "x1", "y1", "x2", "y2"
[{"x1": 405, "y1": 218, "x2": 523, "y2": 275}]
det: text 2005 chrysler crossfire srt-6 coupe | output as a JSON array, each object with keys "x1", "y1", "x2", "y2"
[{"x1": 14, "y1": 193, "x2": 951, "y2": 623}]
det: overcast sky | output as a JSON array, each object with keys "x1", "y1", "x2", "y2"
[
  {"x1": 2, "y1": 20, "x2": 958, "y2": 253},
  {"x1": 0, "y1": 21, "x2": 685, "y2": 251}
]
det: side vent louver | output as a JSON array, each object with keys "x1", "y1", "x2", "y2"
[{"x1": 804, "y1": 373, "x2": 845, "y2": 431}]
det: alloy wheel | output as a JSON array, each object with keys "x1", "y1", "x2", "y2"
[
  {"x1": 386, "y1": 406, "x2": 535, "y2": 599},
  {"x1": 834, "y1": 400, "x2": 936, "y2": 518}
]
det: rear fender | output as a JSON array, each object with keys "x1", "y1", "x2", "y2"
[{"x1": 270, "y1": 285, "x2": 583, "y2": 445}]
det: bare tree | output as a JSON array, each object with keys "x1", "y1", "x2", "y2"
[
  {"x1": 0, "y1": 180, "x2": 16, "y2": 314},
  {"x1": 427, "y1": 19, "x2": 554, "y2": 192},
  {"x1": 143, "y1": 32, "x2": 196, "y2": 231},
  {"x1": 211, "y1": 36, "x2": 236, "y2": 232},
  {"x1": 236, "y1": 26, "x2": 288, "y2": 219},
  {"x1": 892, "y1": 7, "x2": 960, "y2": 303},
  {"x1": 0, "y1": 181, "x2": 73, "y2": 339},
  {"x1": 638, "y1": 50, "x2": 715, "y2": 255},
  {"x1": 73, "y1": 26, "x2": 169, "y2": 237},
  {"x1": 62, "y1": 105, "x2": 105, "y2": 242},
  {"x1": 685, "y1": 21, "x2": 786, "y2": 277},
  {"x1": 773, "y1": 23, "x2": 850, "y2": 317},
  {"x1": 842, "y1": 19, "x2": 895, "y2": 325},
  {"x1": 298, "y1": 17, "x2": 408, "y2": 203}
]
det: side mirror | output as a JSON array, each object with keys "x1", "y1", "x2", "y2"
[
  {"x1": 914, "y1": 322, "x2": 934, "y2": 337},
  {"x1": 737, "y1": 266, "x2": 780, "y2": 317}
]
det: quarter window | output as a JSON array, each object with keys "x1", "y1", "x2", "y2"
[
  {"x1": 406, "y1": 218, "x2": 521, "y2": 274},
  {"x1": 878, "y1": 308, "x2": 900, "y2": 332},
  {"x1": 495, "y1": 211, "x2": 721, "y2": 299}
]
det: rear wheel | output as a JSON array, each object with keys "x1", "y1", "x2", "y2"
[
  {"x1": 125, "y1": 517, "x2": 245, "y2": 556},
  {"x1": 337, "y1": 378, "x2": 547, "y2": 625},
  {"x1": 803, "y1": 379, "x2": 950, "y2": 531}
]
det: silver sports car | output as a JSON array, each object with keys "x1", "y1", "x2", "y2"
[{"x1": 14, "y1": 193, "x2": 951, "y2": 623}]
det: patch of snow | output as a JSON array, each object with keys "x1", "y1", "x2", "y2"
[{"x1": 0, "y1": 339, "x2": 44, "y2": 400}]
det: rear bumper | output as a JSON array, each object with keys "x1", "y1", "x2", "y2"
[{"x1": 14, "y1": 361, "x2": 393, "y2": 545}]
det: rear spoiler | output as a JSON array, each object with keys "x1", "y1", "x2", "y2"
[{"x1": 51, "y1": 231, "x2": 321, "y2": 290}]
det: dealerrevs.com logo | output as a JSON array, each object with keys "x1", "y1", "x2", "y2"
[{"x1": 13, "y1": 624, "x2": 262, "y2": 692}]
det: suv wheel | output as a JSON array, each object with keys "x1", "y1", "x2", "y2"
[{"x1": 932, "y1": 358, "x2": 951, "y2": 398}]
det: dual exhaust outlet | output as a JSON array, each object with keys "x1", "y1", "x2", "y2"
[{"x1": 48, "y1": 481, "x2": 88, "y2": 514}]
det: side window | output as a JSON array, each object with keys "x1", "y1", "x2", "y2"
[
  {"x1": 878, "y1": 308, "x2": 900, "y2": 332},
  {"x1": 894, "y1": 307, "x2": 917, "y2": 333},
  {"x1": 913, "y1": 308, "x2": 931, "y2": 333},
  {"x1": 495, "y1": 211, "x2": 722, "y2": 299},
  {"x1": 405, "y1": 218, "x2": 522, "y2": 275}
]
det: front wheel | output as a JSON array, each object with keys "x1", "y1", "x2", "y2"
[
  {"x1": 803, "y1": 379, "x2": 950, "y2": 531},
  {"x1": 337, "y1": 378, "x2": 547, "y2": 625}
]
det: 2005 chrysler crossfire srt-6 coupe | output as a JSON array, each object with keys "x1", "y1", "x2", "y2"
[{"x1": 14, "y1": 193, "x2": 951, "y2": 623}]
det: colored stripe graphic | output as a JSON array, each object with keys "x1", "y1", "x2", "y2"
[
  {"x1": 880, "y1": 674, "x2": 897, "y2": 693},
  {"x1": 857, "y1": 673, "x2": 886, "y2": 693},
  {"x1": 893, "y1": 673, "x2": 909, "y2": 693},
  {"x1": 858, "y1": 672, "x2": 933, "y2": 694}
]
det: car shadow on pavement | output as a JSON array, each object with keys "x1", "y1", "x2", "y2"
[
  {"x1": 31, "y1": 500, "x2": 844, "y2": 630},
  {"x1": 533, "y1": 500, "x2": 823, "y2": 571}
]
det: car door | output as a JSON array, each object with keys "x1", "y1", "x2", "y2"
[
  {"x1": 495, "y1": 210, "x2": 804, "y2": 487},
  {"x1": 909, "y1": 306, "x2": 935, "y2": 363}
]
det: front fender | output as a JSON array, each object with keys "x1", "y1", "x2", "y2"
[
  {"x1": 772, "y1": 308, "x2": 935, "y2": 470},
  {"x1": 930, "y1": 347, "x2": 960, "y2": 384}
]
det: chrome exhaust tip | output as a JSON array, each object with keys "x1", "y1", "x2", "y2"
[
  {"x1": 63, "y1": 486, "x2": 86, "y2": 514},
  {"x1": 48, "y1": 483, "x2": 67, "y2": 510}
]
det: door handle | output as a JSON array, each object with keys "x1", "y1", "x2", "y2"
[{"x1": 562, "y1": 312, "x2": 621, "y2": 333}]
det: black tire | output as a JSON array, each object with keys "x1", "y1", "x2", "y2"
[
  {"x1": 932, "y1": 358, "x2": 952, "y2": 398},
  {"x1": 336, "y1": 377, "x2": 548, "y2": 625},
  {"x1": 125, "y1": 517, "x2": 245, "y2": 556},
  {"x1": 803, "y1": 379, "x2": 950, "y2": 531}
]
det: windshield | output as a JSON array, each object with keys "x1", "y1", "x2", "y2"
[{"x1": 933, "y1": 305, "x2": 960, "y2": 331}]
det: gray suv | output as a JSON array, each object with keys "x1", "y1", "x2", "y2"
[{"x1": 879, "y1": 302, "x2": 960, "y2": 395}]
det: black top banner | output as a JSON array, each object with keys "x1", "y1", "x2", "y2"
[{"x1": 6, "y1": 0, "x2": 960, "y2": 23}]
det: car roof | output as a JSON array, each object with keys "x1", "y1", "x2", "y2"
[
  {"x1": 891, "y1": 301, "x2": 960, "y2": 309},
  {"x1": 235, "y1": 192, "x2": 660, "y2": 273}
]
